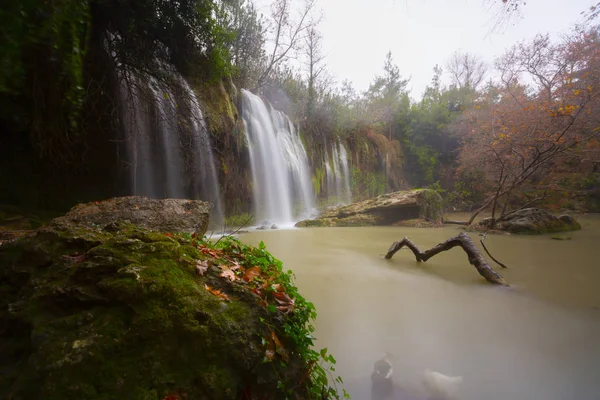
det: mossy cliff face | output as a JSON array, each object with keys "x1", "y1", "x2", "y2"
[
  {"x1": 295, "y1": 189, "x2": 443, "y2": 227},
  {"x1": 0, "y1": 220, "x2": 340, "y2": 399}
]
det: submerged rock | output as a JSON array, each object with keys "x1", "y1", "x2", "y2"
[
  {"x1": 52, "y1": 196, "x2": 211, "y2": 236},
  {"x1": 295, "y1": 189, "x2": 443, "y2": 228},
  {"x1": 477, "y1": 208, "x2": 581, "y2": 234},
  {"x1": 551, "y1": 235, "x2": 572, "y2": 240},
  {"x1": 0, "y1": 220, "x2": 332, "y2": 399}
]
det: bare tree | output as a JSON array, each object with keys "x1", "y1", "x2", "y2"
[
  {"x1": 484, "y1": 0, "x2": 526, "y2": 31},
  {"x1": 446, "y1": 51, "x2": 488, "y2": 91},
  {"x1": 304, "y1": 22, "x2": 326, "y2": 120},
  {"x1": 256, "y1": 0, "x2": 317, "y2": 89}
]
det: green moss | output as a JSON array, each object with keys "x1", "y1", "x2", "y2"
[
  {"x1": 416, "y1": 189, "x2": 444, "y2": 223},
  {"x1": 224, "y1": 213, "x2": 254, "y2": 229},
  {"x1": 0, "y1": 221, "x2": 343, "y2": 399},
  {"x1": 295, "y1": 218, "x2": 336, "y2": 227},
  {"x1": 197, "y1": 79, "x2": 238, "y2": 136}
]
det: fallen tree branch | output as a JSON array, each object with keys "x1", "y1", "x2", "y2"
[
  {"x1": 384, "y1": 232, "x2": 508, "y2": 286},
  {"x1": 443, "y1": 219, "x2": 470, "y2": 226},
  {"x1": 480, "y1": 232, "x2": 508, "y2": 269}
]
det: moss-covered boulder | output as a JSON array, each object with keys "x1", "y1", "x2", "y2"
[
  {"x1": 295, "y1": 189, "x2": 443, "y2": 228},
  {"x1": 477, "y1": 208, "x2": 582, "y2": 234},
  {"x1": 0, "y1": 220, "x2": 341, "y2": 399}
]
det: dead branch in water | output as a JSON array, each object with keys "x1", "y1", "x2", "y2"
[
  {"x1": 384, "y1": 232, "x2": 508, "y2": 286},
  {"x1": 443, "y1": 219, "x2": 470, "y2": 226},
  {"x1": 480, "y1": 232, "x2": 508, "y2": 268}
]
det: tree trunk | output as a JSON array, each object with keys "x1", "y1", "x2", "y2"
[
  {"x1": 384, "y1": 232, "x2": 508, "y2": 286},
  {"x1": 467, "y1": 196, "x2": 494, "y2": 225}
]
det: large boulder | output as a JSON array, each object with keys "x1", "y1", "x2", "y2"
[
  {"x1": 0, "y1": 220, "x2": 331, "y2": 399},
  {"x1": 295, "y1": 189, "x2": 443, "y2": 227},
  {"x1": 52, "y1": 196, "x2": 211, "y2": 236},
  {"x1": 477, "y1": 208, "x2": 581, "y2": 234}
]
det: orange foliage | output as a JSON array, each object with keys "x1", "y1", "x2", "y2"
[{"x1": 452, "y1": 26, "x2": 600, "y2": 213}]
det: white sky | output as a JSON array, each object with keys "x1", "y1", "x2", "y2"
[{"x1": 255, "y1": 0, "x2": 596, "y2": 99}]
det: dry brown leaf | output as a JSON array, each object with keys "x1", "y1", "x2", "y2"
[
  {"x1": 274, "y1": 292, "x2": 295, "y2": 314},
  {"x1": 230, "y1": 261, "x2": 241, "y2": 271},
  {"x1": 195, "y1": 260, "x2": 208, "y2": 276},
  {"x1": 242, "y1": 266, "x2": 261, "y2": 282},
  {"x1": 199, "y1": 246, "x2": 222, "y2": 258},
  {"x1": 270, "y1": 329, "x2": 289, "y2": 361},
  {"x1": 204, "y1": 284, "x2": 230, "y2": 301},
  {"x1": 219, "y1": 265, "x2": 237, "y2": 281}
]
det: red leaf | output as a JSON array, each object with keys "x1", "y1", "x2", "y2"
[
  {"x1": 204, "y1": 284, "x2": 230, "y2": 301},
  {"x1": 242, "y1": 266, "x2": 261, "y2": 282}
]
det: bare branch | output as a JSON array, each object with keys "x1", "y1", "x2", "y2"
[{"x1": 385, "y1": 232, "x2": 508, "y2": 286}]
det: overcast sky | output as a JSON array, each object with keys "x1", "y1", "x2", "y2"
[{"x1": 256, "y1": 0, "x2": 596, "y2": 99}]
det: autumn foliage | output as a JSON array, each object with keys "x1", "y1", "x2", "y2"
[{"x1": 453, "y1": 26, "x2": 600, "y2": 224}]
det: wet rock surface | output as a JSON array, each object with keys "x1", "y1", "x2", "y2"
[
  {"x1": 296, "y1": 189, "x2": 443, "y2": 228},
  {"x1": 477, "y1": 208, "x2": 581, "y2": 234}
]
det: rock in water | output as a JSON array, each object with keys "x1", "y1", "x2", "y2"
[
  {"x1": 477, "y1": 208, "x2": 581, "y2": 234},
  {"x1": 372, "y1": 353, "x2": 394, "y2": 400},
  {"x1": 423, "y1": 369, "x2": 462, "y2": 400},
  {"x1": 51, "y1": 196, "x2": 211, "y2": 235},
  {"x1": 295, "y1": 189, "x2": 443, "y2": 228}
]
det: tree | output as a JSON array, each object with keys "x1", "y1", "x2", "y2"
[
  {"x1": 366, "y1": 51, "x2": 410, "y2": 139},
  {"x1": 256, "y1": 0, "x2": 317, "y2": 89},
  {"x1": 454, "y1": 28, "x2": 600, "y2": 226},
  {"x1": 402, "y1": 66, "x2": 460, "y2": 186},
  {"x1": 583, "y1": 2, "x2": 600, "y2": 21},
  {"x1": 484, "y1": 0, "x2": 527, "y2": 30},
  {"x1": 303, "y1": 22, "x2": 326, "y2": 122},
  {"x1": 216, "y1": 0, "x2": 266, "y2": 88},
  {"x1": 446, "y1": 51, "x2": 488, "y2": 91}
]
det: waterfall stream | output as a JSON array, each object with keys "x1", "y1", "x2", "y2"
[
  {"x1": 241, "y1": 89, "x2": 315, "y2": 226},
  {"x1": 117, "y1": 68, "x2": 223, "y2": 225},
  {"x1": 325, "y1": 141, "x2": 352, "y2": 205}
]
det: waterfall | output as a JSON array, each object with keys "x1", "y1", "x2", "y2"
[
  {"x1": 117, "y1": 68, "x2": 223, "y2": 225},
  {"x1": 331, "y1": 145, "x2": 343, "y2": 202},
  {"x1": 240, "y1": 89, "x2": 315, "y2": 225},
  {"x1": 338, "y1": 142, "x2": 352, "y2": 204},
  {"x1": 324, "y1": 145, "x2": 334, "y2": 200},
  {"x1": 324, "y1": 141, "x2": 352, "y2": 205}
]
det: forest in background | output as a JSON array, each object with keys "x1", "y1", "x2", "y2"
[{"x1": 1, "y1": 0, "x2": 599, "y2": 224}]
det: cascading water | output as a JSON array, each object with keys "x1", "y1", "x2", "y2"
[
  {"x1": 324, "y1": 145, "x2": 334, "y2": 199},
  {"x1": 324, "y1": 141, "x2": 352, "y2": 205},
  {"x1": 331, "y1": 145, "x2": 343, "y2": 202},
  {"x1": 241, "y1": 89, "x2": 315, "y2": 226},
  {"x1": 338, "y1": 142, "x2": 352, "y2": 204},
  {"x1": 117, "y1": 68, "x2": 223, "y2": 225}
]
